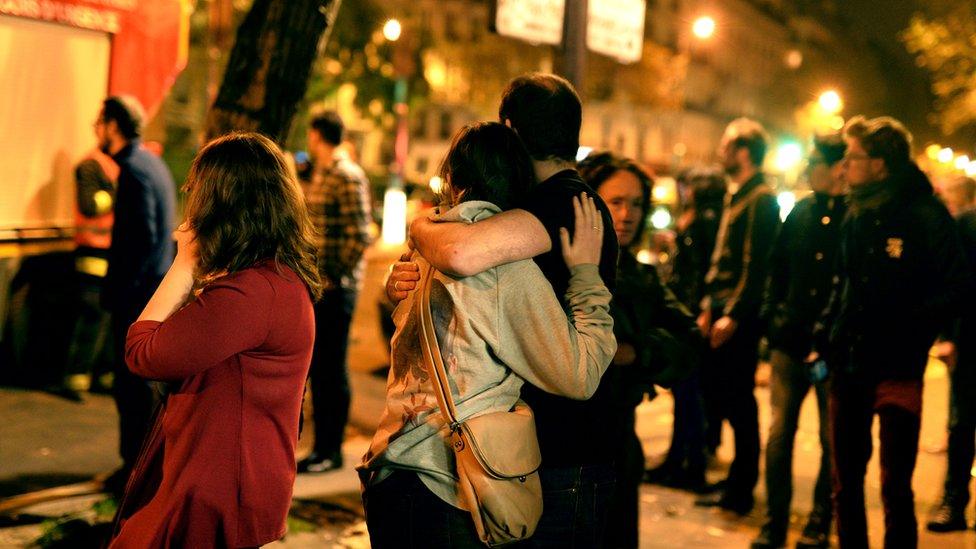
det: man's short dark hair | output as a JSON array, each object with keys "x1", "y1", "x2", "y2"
[
  {"x1": 724, "y1": 118, "x2": 769, "y2": 167},
  {"x1": 102, "y1": 96, "x2": 144, "y2": 140},
  {"x1": 843, "y1": 115, "x2": 913, "y2": 171},
  {"x1": 498, "y1": 73, "x2": 581, "y2": 163},
  {"x1": 812, "y1": 132, "x2": 846, "y2": 166},
  {"x1": 309, "y1": 111, "x2": 344, "y2": 146}
]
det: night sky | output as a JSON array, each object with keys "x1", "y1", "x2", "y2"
[{"x1": 836, "y1": 0, "x2": 941, "y2": 146}]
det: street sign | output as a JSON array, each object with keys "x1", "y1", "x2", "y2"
[
  {"x1": 587, "y1": 0, "x2": 645, "y2": 63},
  {"x1": 494, "y1": 0, "x2": 565, "y2": 46}
]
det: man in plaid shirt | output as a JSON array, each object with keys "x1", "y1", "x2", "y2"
[{"x1": 299, "y1": 112, "x2": 373, "y2": 473}]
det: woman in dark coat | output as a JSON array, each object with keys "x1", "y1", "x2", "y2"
[
  {"x1": 580, "y1": 152, "x2": 702, "y2": 549},
  {"x1": 109, "y1": 133, "x2": 323, "y2": 548}
]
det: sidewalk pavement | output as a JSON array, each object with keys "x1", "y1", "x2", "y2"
[{"x1": 3, "y1": 241, "x2": 976, "y2": 547}]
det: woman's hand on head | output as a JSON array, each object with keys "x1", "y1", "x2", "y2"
[
  {"x1": 560, "y1": 194, "x2": 604, "y2": 269},
  {"x1": 173, "y1": 223, "x2": 198, "y2": 271}
]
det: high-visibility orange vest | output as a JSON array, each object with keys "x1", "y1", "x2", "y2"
[{"x1": 74, "y1": 150, "x2": 118, "y2": 253}]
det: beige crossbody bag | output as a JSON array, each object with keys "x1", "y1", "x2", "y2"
[{"x1": 416, "y1": 267, "x2": 543, "y2": 546}]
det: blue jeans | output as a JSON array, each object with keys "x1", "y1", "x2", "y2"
[
  {"x1": 363, "y1": 471, "x2": 483, "y2": 549},
  {"x1": 763, "y1": 350, "x2": 831, "y2": 531},
  {"x1": 514, "y1": 464, "x2": 616, "y2": 548}
]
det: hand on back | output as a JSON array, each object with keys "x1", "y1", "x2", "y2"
[{"x1": 560, "y1": 194, "x2": 604, "y2": 269}]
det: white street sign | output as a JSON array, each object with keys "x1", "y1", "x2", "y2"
[
  {"x1": 495, "y1": 0, "x2": 566, "y2": 46},
  {"x1": 587, "y1": 0, "x2": 645, "y2": 63}
]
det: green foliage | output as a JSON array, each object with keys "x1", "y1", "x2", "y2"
[
  {"x1": 292, "y1": 0, "x2": 430, "y2": 147},
  {"x1": 902, "y1": 6, "x2": 976, "y2": 134}
]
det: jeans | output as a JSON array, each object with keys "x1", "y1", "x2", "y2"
[
  {"x1": 943, "y1": 357, "x2": 976, "y2": 509},
  {"x1": 763, "y1": 350, "x2": 831, "y2": 531},
  {"x1": 606, "y1": 409, "x2": 643, "y2": 548},
  {"x1": 363, "y1": 471, "x2": 483, "y2": 549},
  {"x1": 663, "y1": 373, "x2": 708, "y2": 476},
  {"x1": 309, "y1": 287, "x2": 356, "y2": 455},
  {"x1": 829, "y1": 375, "x2": 922, "y2": 549},
  {"x1": 514, "y1": 464, "x2": 616, "y2": 549},
  {"x1": 700, "y1": 320, "x2": 761, "y2": 499}
]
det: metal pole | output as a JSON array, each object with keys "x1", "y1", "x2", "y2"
[{"x1": 561, "y1": 0, "x2": 588, "y2": 93}]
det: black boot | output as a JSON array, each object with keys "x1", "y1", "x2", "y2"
[
  {"x1": 795, "y1": 514, "x2": 830, "y2": 548},
  {"x1": 926, "y1": 502, "x2": 968, "y2": 532},
  {"x1": 750, "y1": 522, "x2": 786, "y2": 548},
  {"x1": 297, "y1": 450, "x2": 344, "y2": 474}
]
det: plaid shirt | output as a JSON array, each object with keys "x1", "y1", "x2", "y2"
[{"x1": 305, "y1": 157, "x2": 373, "y2": 291}]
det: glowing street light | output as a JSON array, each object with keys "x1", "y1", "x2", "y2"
[
  {"x1": 650, "y1": 206, "x2": 673, "y2": 229},
  {"x1": 956, "y1": 155, "x2": 971, "y2": 171},
  {"x1": 692, "y1": 16, "x2": 716, "y2": 40},
  {"x1": 938, "y1": 147, "x2": 954, "y2": 164},
  {"x1": 774, "y1": 142, "x2": 804, "y2": 172},
  {"x1": 381, "y1": 187, "x2": 407, "y2": 245},
  {"x1": 818, "y1": 90, "x2": 843, "y2": 115},
  {"x1": 382, "y1": 18, "x2": 401, "y2": 42}
]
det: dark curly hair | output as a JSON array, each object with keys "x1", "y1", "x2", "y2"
[{"x1": 182, "y1": 132, "x2": 323, "y2": 300}]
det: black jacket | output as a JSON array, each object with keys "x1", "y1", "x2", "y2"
[
  {"x1": 764, "y1": 192, "x2": 847, "y2": 359},
  {"x1": 702, "y1": 173, "x2": 781, "y2": 322},
  {"x1": 671, "y1": 199, "x2": 722, "y2": 313},
  {"x1": 609, "y1": 251, "x2": 702, "y2": 409},
  {"x1": 949, "y1": 207, "x2": 976, "y2": 361},
  {"x1": 818, "y1": 164, "x2": 974, "y2": 380},
  {"x1": 103, "y1": 140, "x2": 177, "y2": 313}
]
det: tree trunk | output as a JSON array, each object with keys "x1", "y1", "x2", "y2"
[{"x1": 204, "y1": 0, "x2": 340, "y2": 144}]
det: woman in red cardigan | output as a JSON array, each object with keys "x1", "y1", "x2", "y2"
[{"x1": 109, "y1": 132, "x2": 322, "y2": 548}]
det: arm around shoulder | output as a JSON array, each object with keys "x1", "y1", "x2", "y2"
[{"x1": 410, "y1": 209, "x2": 550, "y2": 276}]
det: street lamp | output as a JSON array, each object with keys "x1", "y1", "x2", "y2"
[
  {"x1": 818, "y1": 90, "x2": 843, "y2": 115},
  {"x1": 692, "y1": 16, "x2": 716, "y2": 40},
  {"x1": 938, "y1": 147, "x2": 954, "y2": 164},
  {"x1": 382, "y1": 18, "x2": 401, "y2": 42},
  {"x1": 380, "y1": 18, "x2": 409, "y2": 245}
]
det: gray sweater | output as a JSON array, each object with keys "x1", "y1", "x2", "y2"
[{"x1": 359, "y1": 201, "x2": 616, "y2": 508}]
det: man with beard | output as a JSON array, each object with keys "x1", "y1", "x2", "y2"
[
  {"x1": 813, "y1": 116, "x2": 973, "y2": 548},
  {"x1": 694, "y1": 118, "x2": 780, "y2": 515},
  {"x1": 98, "y1": 95, "x2": 176, "y2": 494},
  {"x1": 752, "y1": 134, "x2": 847, "y2": 548}
]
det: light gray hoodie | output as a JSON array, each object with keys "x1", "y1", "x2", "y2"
[{"x1": 359, "y1": 200, "x2": 617, "y2": 509}]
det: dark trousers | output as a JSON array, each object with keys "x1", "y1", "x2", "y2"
[
  {"x1": 363, "y1": 471, "x2": 483, "y2": 548},
  {"x1": 663, "y1": 373, "x2": 708, "y2": 476},
  {"x1": 829, "y1": 375, "x2": 922, "y2": 549},
  {"x1": 309, "y1": 287, "x2": 356, "y2": 455},
  {"x1": 606, "y1": 409, "x2": 643, "y2": 549},
  {"x1": 66, "y1": 273, "x2": 112, "y2": 379},
  {"x1": 764, "y1": 350, "x2": 831, "y2": 531},
  {"x1": 513, "y1": 463, "x2": 616, "y2": 548},
  {"x1": 111, "y1": 308, "x2": 160, "y2": 469},
  {"x1": 943, "y1": 357, "x2": 976, "y2": 508},
  {"x1": 700, "y1": 321, "x2": 761, "y2": 498}
]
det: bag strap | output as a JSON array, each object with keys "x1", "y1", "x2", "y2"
[{"x1": 415, "y1": 266, "x2": 461, "y2": 430}]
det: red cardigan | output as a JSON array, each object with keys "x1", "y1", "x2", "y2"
[{"x1": 110, "y1": 262, "x2": 314, "y2": 548}]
